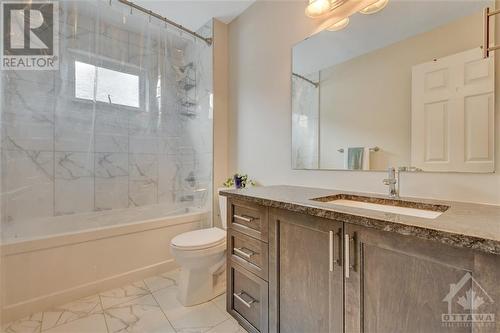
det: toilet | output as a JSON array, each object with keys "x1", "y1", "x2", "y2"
[{"x1": 171, "y1": 210, "x2": 227, "y2": 306}]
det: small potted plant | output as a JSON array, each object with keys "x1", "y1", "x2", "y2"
[
  {"x1": 218, "y1": 174, "x2": 256, "y2": 225},
  {"x1": 223, "y1": 173, "x2": 256, "y2": 189}
]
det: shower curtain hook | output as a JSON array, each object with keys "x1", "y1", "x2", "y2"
[
  {"x1": 149, "y1": 10, "x2": 152, "y2": 22},
  {"x1": 130, "y1": 6, "x2": 133, "y2": 15},
  {"x1": 108, "y1": 0, "x2": 111, "y2": 6}
]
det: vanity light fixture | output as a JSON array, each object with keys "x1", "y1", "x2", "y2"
[
  {"x1": 305, "y1": 0, "x2": 330, "y2": 18},
  {"x1": 305, "y1": 0, "x2": 348, "y2": 18},
  {"x1": 327, "y1": 17, "x2": 350, "y2": 31},
  {"x1": 359, "y1": 0, "x2": 389, "y2": 15}
]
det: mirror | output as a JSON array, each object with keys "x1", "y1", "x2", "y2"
[{"x1": 292, "y1": 0, "x2": 495, "y2": 173}]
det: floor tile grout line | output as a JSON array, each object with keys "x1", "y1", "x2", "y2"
[
  {"x1": 210, "y1": 317, "x2": 234, "y2": 332},
  {"x1": 39, "y1": 311, "x2": 44, "y2": 333},
  {"x1": 100, "y1": 292, "x2": 150, "y2": 310},
  {"x1": 98, "y1": 294, "x2": 111, "y2": 333},
  {"x1": 210, "y1": 296, "x2": 226, "y2": 314},
  {"x1": 38, "y1": 296, "x2": 103, "y2": 332},
  {"x1": 149, "y1": 286, "x2": 178, "y2": 333},
  {"x1": 99, "y1": 282, "x2": 152, "y2": 311},
  {"x1": 144, "y1": 281, "x2": 178, "y2": 294}
]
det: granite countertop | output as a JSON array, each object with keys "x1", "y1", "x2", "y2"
[{"x1": 220, "y1": 185, "x2": 500, "y2": 255}]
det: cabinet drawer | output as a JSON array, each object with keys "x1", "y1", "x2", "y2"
[
  {"x1": 228, "y1": 262, "x2": 268, "y2": 333},
  {"x1": 228, "y1": 200, "x2": 268, "y2": 242},
  {"x1": 228, "y1": 230, "x2": 269, "y2": 280}
]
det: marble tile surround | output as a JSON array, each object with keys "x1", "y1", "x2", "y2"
[
  {"x1": 2, "y1": 269, "x2": 248, "y2": 333},
  {"x1": 0, "y1": 3, "x2": 213, "y2": 230}
]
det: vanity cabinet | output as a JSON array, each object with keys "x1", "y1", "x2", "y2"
[
  {"x1": 344, "y1": 223, "x2": 476, "y2": 333},
  {"x1": 228, "y1": 199, "x2": 269, "y2": 242},
  {"x1": 227, "y1": 199, "x2": 269, "y2": 333},
  {"x1": 228, "y1": 229, "x2": 269, "y2": 280},
  {"x1": 226, "y1": 198, "x2": 500, "y2": 333},
  {"x1": 270, "y1": 208, "x2": 343, "y2": 333},
  {"x1": 228, "y1": 262, "x2": 269, "y2": 333}
]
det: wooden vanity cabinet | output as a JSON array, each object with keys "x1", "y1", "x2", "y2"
[
  {"x1": 271, "y1": 209, "x2": 500, "y2": 333},
  {"x1": 226, "y1": 199, "x2": 500, "y2": 333},
  {"x1": 269, "y1": 208, "x2": 344, "y2": 333},
  {"x1": 344, "y1": 223, "x2": 476, "y2": 333},
  {"x1": 228, "y1": 262, "x2": 269, "y2": 333},
  {"x1": 227, "y1": 199, "x2": 270, "y2": 333}
]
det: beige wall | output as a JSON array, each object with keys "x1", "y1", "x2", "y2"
[
  {"x1": 228, "y1": 1, "x2": 500, "y2": 205},
  {"x1": 319, "y1": 12, "x2": 482, "y2": 170},
  {"x1": 213, "y1": 19, "x2": 229, "y2": 227}
]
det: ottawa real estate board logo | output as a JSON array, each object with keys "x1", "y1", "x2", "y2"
[
  {"x1": 442, "y1": 272, "x2": 495, "y2": 328},
  {"x1": 1, "y1": 1, "x2": 59, "y2": 70}
]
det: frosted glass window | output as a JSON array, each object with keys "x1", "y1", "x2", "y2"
[
  {"x1": 75, "y1": 61, "x2": 95, "y2": 101},
  {"x1": 75, "y1": 61, "x2": 140, "y2": 108}
]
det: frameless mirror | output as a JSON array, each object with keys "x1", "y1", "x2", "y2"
[{"x1": 292, "y1": 0, "x2": 495, "y2": 173}]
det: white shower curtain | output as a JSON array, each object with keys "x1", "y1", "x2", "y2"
[{"x1": 1, "y1": 0, "x2": 213, "y2": 239}]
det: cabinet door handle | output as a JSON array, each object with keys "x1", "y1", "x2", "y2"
[
  {"x1": 234, "y1": 247, "x2": 256, "y2": 259},
  {"x1": 234, "y1": 291, "x2": 257, "y2": 308},
  {"x1": 329, "y1": 231, "x2": 334, "y2": 272},
  {"x1": 344, "y1": 234, "x2": 350, "y2": 278},
  {"x1": 233, "y1": 214, "x2": 257, "y2": 223}
]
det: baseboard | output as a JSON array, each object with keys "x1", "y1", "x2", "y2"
[{"x1": 2, "y1": 260, "x2": 178, "y2": 323}]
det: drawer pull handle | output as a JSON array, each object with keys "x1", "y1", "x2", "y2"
[
  {"x1": 345, "y1": 234, "x2": 350, "y2": 279},
  {"x1": 234, "y1": 291, "x2": 258, "y2": 308},
  {"x1": 234, "y1": 247, "x2": 256, "y2": 259},
  {"x1": 329, "y1": 231, "x2": 333, "y2": 272},
  {"x1": 344, "y1": 233, "x2": 356, "y2": 278},
  {"x1": 233, "y1": 214, "x2": 257, "y2": 223}
]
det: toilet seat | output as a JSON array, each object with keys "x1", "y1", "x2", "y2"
[{"x1": 171, "y1": 227, "x2": 226, "y2": 251}]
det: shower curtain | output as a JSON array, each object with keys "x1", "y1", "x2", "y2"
[{"x1": 1, "y1": 0, "x2": 213, "y2": 238}]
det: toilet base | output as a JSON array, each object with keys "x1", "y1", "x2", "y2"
[{"x1": 176, "y1": 260, "x2": 226, "y2": 307}]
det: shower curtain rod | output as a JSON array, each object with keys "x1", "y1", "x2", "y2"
[{"x1": 117, "y1": 0, "x2": 213, "y2": 45}]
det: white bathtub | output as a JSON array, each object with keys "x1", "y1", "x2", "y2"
[{"x1": 0, "y1": 205, "x2": 209, "y2": 323}]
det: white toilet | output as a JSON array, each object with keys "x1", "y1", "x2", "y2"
[{"x1": 171, "y1": 203, "x2": 227, "y2": 306}]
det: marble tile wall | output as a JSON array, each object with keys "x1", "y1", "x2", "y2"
[{"x1": 0, "y1": 2, "x2": 213, "y2": 233}]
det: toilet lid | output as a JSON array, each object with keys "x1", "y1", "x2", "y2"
[{"x1": 171, "y1": 227, "x2": 226, "y2": 250}]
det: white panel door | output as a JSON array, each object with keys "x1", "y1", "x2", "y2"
[{"x1": 411, "y1": 48, "x2": 494, "y2": 172}]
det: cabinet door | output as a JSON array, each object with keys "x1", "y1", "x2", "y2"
[
  {"x1": 344, "y1": 223, "x2": 475, "y2": 333},
  {"x1": 271, "y1": 209, "x2": 343, "y2": 333}
]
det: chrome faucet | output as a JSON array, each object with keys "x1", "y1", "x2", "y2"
[{"x1": 383, "y1": 167, "x2": 399, "y2": 198}]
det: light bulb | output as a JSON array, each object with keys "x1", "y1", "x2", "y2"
[
  {"x1": 305, "y1": 0, "x2": 331, "y2": 18},
  {"x1": 359, "y1": 0, "x2": 389, "y2": 15},
  {"x1": 327, "y1": 17, "x2": 349, "y2": 31}
]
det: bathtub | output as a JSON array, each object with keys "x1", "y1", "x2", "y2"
[{"x1": 0, "y1": 205, "x2": 209, "y2": 323}]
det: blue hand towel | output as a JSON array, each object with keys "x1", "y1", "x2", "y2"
[{"x1": 347, "y1": 147, "x2": 364, "y2": 170}]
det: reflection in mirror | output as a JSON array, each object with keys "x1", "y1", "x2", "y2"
[{"x1": 292, "y1": 0, "x2": 495, "y2": 173}]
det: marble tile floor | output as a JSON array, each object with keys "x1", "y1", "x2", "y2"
[{"x1": 2, "y1": 269, "x2": 248, "y2": 333}]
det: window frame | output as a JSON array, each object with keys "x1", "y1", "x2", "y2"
[{"x1": 68, "y1": 48, "x2": 146, "y2": 112}]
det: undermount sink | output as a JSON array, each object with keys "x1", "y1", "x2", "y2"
[{"x1": 311, "y1": 194, "x2": 449, "y2": 219}]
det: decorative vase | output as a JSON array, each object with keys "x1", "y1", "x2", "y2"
[{"x1": 234, "y1": 175, "x2": 244, "y2": 189}]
